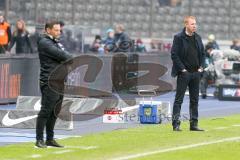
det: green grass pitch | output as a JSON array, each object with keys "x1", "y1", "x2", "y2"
[{"x1": 1, "y1": 114, "x2": 240, "y2": 160}]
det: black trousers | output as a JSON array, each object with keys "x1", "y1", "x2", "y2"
[
  {"x1": 172, "y1": 72, "x2": 201, "y2": 127},
  {"x1": 36, "y1": 84, "x2": 63, "y2": 141}
]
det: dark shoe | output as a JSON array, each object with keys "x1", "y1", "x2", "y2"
[
  {"x1": 190, "y1": 126, "x2": 204, "y2": 131},
  {"x1": 46, "y1": 139, "x2": 64, "y2": 148},
  {"x1": 173, "y1": 126, "x2": 182, "y2": 131},
  {"x1": 202, "y1": 94, "x2": 207, "y2": 99},
  {"x1": 35, "y1": 140, "x2": 47, "y2": 148}
]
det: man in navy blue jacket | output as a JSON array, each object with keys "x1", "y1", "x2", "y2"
[{"x1": 171, "y1": 16, "x2": 205, "y2": 132}]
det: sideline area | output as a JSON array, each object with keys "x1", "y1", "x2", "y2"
[{"x1": 0, "y1": 114, "x2": 240, "y2": 160}]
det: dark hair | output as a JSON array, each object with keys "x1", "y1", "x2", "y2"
[
  {"x1": 45, "y1": 20, "x2": 60, "y2": 30},
  {"x1": 205, "y1": 44, "x2": 214, "y2": 51},
  {"x1": 95, "y1": 35, "x2": 101, "y2": 40},
  {"x1": 59, "y1": 21, "x2": 65, "y2": 27}
]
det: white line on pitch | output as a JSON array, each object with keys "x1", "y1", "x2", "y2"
[
  {"x1": 56, "y1": 135, "x2": 82, "y2": 140},
  {"x1": 29, "y1": 154, "x2": 42, "y2": 158},
  {"x1": 110, "y1": 136, "x2": 240, "y2": 160},
  {"x1": 53, "y1": 149, "x2": 74, "y2": 154},
  {"x1": 65, "y1": 146, "x2": 98, "y2": 150},
  {"x1": 214, "y1": 127, "x2": 229, "y2": 130},
  {"x1": 232, "y1": 124, "x2": 240, "y2": 127}
]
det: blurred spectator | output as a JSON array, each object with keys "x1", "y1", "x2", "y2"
[
  {"x1": 90, "y1": 35, "x2": 102, "y2": 53},
  {"x1": 76, "y1": 32, "x2": 83, "y2": 53},
  {"x1": 206, "y1": 34, "x2": 219, "y2": 49},
  {"x1": 62, "y1": 29, "x2": 77, "y2": 53},
  {"x1": 204, "y1": 44, "x2": 214, "y2": 68},
  {"x1": 230, "y1": 39, "x2": 240, "y2": 51},
  {"x1": 158, "y1": 0, "x2": 171, "y2": 6},
  {"x1": 59, "y1": 20, "x2": 65, "y2": 43},
  {"x1": 200, "y1": 44, "x2": 215, "y2": 99},
  {"x1": 158, "y1": 0, "x2": 182, "y2": 7},
  {"x1": 150, "y1": 39, "x2": 172, "y2": 52},
  {"x1": 114, "y1": 24, "x2": 131, "y2": 52},
  {"x1": 0, "y1": 14, "x2": 11, "y2": 54},
  {"x1": 150, "y1": 39, "x2": 159, "y2": 51},
  {"x1": 8, "y1": 19, "x2": 33, "y2": 54},
  {"x1": 135, "y1": 38, "x2": 146, "y2": 53},
  {"x1": 29, "y1": 25, "x2": 44, "y2": 53},
  {"x1": 58, "y1": 21, "x2": 78, "y2": 53},
  {"x1": 102, "y1": 28, "x2": 115, "y2": 53},
  {"x1": 171, "y1": 0, "x2": 182, "y2": 6},
  {"x1": 59, "y1": 21, "x2": 65, "y2": 33}
]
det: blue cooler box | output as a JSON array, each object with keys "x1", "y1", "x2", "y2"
[{"x1": 139, "y1": 104, "x2": 161, "y2": 124}]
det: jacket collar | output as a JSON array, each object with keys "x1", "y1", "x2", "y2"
[
  {"x1": 180, "y1": 28, "x2": 198, "y2": 39},
  {"x1": 44, "y1": 33, "x2": 59, "y2": 42},
  {"x1": 180, "y1": 28, "x2": 201, "y2": 51},
  {"x1": 44, "y1": 33, "x2": 54, "y2": 40}
]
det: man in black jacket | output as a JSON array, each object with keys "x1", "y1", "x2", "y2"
[
  {"x1": 171, "y1": 16, "x2": 205, "y2": 132},
  {"x1": 36, "y1": 21, "x2": 72, "y2": 148}
]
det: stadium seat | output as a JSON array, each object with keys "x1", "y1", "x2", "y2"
[
  {"x1": 192, "y1": 0, "x2": 201, "y2": 7},
  {"x1": 214, "y1": 0, "x2": 225, "y2": 7},
  {"x1": 202, "y1": 0, "x2": 211, "y2": 7},
  {"x1": 125, "y1": 14, "x2": 132, "y2": 22},
  {"x1": 103, "y1": 13, "x2": 111, "y2": 21},
  {"x1": 218, "y1": 9, "x2": 228, "y2": 16},
  {"x1": 141, "y1": 23, "x2": 149, "y2": 31},
  {"x1": 114, "y1": 14, "x2": 124, "y2": 21},
  {"x1": 5, "y1": 0, "x2": 239, "y2": 41},
  {"x1": 231, "y1": 9, "x2": 239, "y2": 18},
  {"x1": 152, "y1": 23, "x2": 159, "y2": 32},
  {"x1": 117, "y1": 5, "x2": 126, "y2": 13},
  {"x1": 128, "y1": 6, "x2": 137, "y2": 14},
  {"x1": 96, "y1": 5, "x2": 104, "y2": 12},
  {"x1": 141, "y1": 31, "x2": 149, "y2": 37},
  {"x1": 234, "y1": 17, "x2": 240, "y2": 24},
  {"x1": 138, "y1": 6, "x2": 147, "y2": 13}
]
